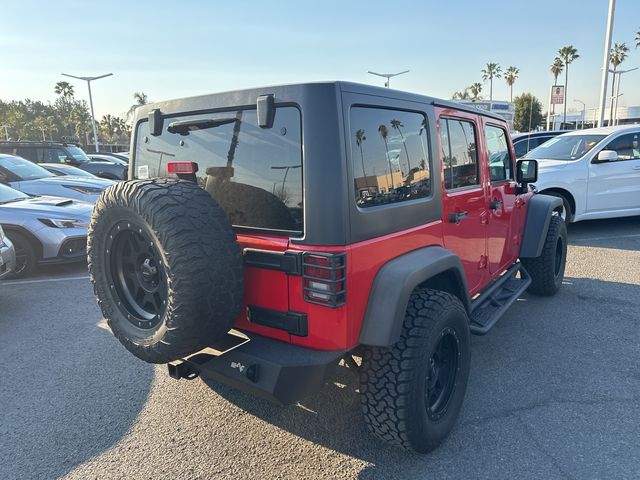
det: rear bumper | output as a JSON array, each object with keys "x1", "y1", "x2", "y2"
[{"x1": 168, "y1": 331, "x2": 344, "y2": 404}]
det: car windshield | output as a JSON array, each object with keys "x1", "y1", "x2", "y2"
[
  {"x1": 66, "y1": 146, "x2": 91, "y2": 162},
  {"x1": 0, "y1": 155, "x2": 55, "y2": 180},
  {"x1": 525, "y1": 134, "x2": 606, "y2": 161},
  {"x1": 0, "y1": 182, "x2": 29, "y2": 204}
]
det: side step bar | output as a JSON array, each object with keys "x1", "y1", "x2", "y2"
[{"x1": 469, "y1": 263, "x2": 531, "y2": 335}]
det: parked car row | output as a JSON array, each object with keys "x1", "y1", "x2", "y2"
[
  {"x1": 522, "y1": 125, "x2": 640, "y2": 222},
  {"x1": 0, "y1": 141, "x2": 128, "y2": 180}
]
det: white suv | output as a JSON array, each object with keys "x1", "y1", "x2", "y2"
[{"x1": 525, "y1": 125, "x2": 640, "y2": 222}]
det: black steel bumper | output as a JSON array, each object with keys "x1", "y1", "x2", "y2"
[{"x1": 168, "y1": 331, "x2": 344, "y2": 405}]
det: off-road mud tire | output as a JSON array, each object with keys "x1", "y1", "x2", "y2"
[
  {"x1": 359, "y1": 289, "x2": 471, "y2": 453},
  {"x1": 88, "y1": 178, "x2": 244, "y2": 363}
]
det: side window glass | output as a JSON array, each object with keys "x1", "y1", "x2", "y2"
[
  {"x1": 485, "y1": 125, "x2": 513, "y2": 183},
  {"x1": 350, "y1": 107, "x2": 431, "y2": 208},
  {"x1": 605, "y1": 133, "x2": 640, "y2": 161},
  {"x1": 514, "y1": 139, "x2": 528, "y2": 158},
  {"x1": 440, "y1": 118, "x2": 479, "y2": 189},
  {"x1": 16, "y1": 147, "x2": 36, "y2": 161},
  {"x1": 43, "y1": 148, "x2": 67, "y2": 163}
]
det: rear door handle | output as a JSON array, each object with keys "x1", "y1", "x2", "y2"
[{"x1": 448, "y1": 211, "x2": 469, "y2": 223}]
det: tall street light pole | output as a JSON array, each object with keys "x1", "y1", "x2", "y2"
[
  {"x1": 367, "y1": 70, "x2": 409, "y2": 88},
  {"x1": 573, "y1": 99, "x2": 586, "y2": 129},
  {"x1": 597, "y1": 0, "x2": 615, "y2": 127},
  {"x1": 609, "y1": 67, "x2": 638, "y2": 125},
  {"x1": 61, "y1": 72, "x2": 113, "y2": 152}
]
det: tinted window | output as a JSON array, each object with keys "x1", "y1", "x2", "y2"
[
  {"x1": 16, "y1": 147, "x2": 40, "y2": 161},
  {"x1": 134, "y1": 107, "x2": 303, "y2": 233},
  {"x1": 440, "y1": 118, "x2": 479, "y2": 189},
  {"x1": 43, "y1": 148, "x2": 70, "y2": 163},
  {"x1": 604, "y1": 132, "x2": 640, "y2": 161},
  {"x1": 485, "y1": 125, "x2": 513, "y2": 182},
  {"x1": 350, "y1": 107, "x2": 431, "y2": 208},
  {"x1": 513, "y1": 139, "x2": 529, "y2": 158}
]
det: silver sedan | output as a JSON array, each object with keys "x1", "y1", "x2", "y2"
[
  {"x1": 0, "y1": 154, "x2": 114, "y2": 203},
  {"x1": 0, "y1": 183, "x2": 92, "y2": 277}
]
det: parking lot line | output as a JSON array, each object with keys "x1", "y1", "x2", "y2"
[{"x1": 2, "y1": 275, "x2": 90, "y2": 286}]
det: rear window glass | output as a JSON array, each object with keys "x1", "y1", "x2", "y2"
[{"x1": 133, "y1": 107, "x2": 303, "y2": 234}]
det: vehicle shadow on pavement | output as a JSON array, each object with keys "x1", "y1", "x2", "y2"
[
  {"x1": 0, "y1": 281, "x2": 155, "y2": 480},
  {"x1": 203, "y1": 275, "x2": 640, "y2": 480},
  {"x1": 567, "y1": 215, "x2": 640, "y2": 251}
]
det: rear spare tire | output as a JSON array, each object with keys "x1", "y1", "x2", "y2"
[{"x1": 88, "y1": 179, "x2": 244, "y2": 363}]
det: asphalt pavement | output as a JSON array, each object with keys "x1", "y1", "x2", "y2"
[{"x1": 0, "y1": 216, "x2": 638, "y2": 480}]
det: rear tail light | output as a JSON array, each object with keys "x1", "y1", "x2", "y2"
[
  {"x1": 167, "y1": 161, "x2": 198, "y2": 174},
  {"x1": 302, "y1": 252, "x2": 346, "y2": 307}
]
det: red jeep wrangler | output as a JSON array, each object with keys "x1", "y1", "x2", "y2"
[{"x1": 88, "y1": 82, "x2": 567, "y2": 453}]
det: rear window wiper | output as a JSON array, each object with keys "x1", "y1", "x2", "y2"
[{"x1": 167, "y1": 117, "x2": 238, "y2": 136}]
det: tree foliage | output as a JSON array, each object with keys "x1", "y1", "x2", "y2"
[
  {"x1": 513, "y1": 93, "x2": 543, "y2": 133},
  {"x1": 0, "y1": 84, "x2": 130, "y2": 145}
]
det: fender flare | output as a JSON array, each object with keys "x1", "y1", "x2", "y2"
[
  {"x1": 358, "y1": 246, "x2": 470, "y2": 347},
  {"x1": 520, "y1": 194, "x2": 563, "y2": 258}
]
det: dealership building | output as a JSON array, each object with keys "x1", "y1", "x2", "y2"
[{"x1": 550, "y1": 105, "x2": 640, "y2": 130}]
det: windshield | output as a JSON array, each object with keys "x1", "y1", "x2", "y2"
[
  {"x1": 134, "y1": 106, "x2": 303, "y2": 234},
  {"x1": 0, "y1": 155, "x2": 55, "y2": 180},
  {"x1": 525, "y1": 134, "x2": 605, "y2": 161},
  {"x1": 65, "y1": 146, "x2": 90, "y2": 162},
  {"x1": 0, "y1": 182, "x2": 29, "y2": 204}
]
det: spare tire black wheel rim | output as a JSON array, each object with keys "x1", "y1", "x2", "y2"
[
  {"x1": 425, "y1": 327, "x2": 460, "y2": 421},
  {"x1": 107, "y1": 221, "x2": 167, "y2": 329}
]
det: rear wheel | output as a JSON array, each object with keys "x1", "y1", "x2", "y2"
[
  {"x1": 88, "y1": 179, "x2": 244, "y2": 363},
  {"x1": 359, "y1": 289, "x2": 471, "y2": 453},
  {"x1": 6, "y1": 231, "x2": 37, "y2": 278}
]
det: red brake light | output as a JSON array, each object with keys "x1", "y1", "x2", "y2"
[
  {"x1": 302, "y1": 252, "x2": 346, "y2": 307},
  {"x1": 167, "y1": 161, "x2": 197, "y2": 174}
]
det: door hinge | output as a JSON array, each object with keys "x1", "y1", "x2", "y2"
[{"x1": 479, "y1": 255, "x2": 488, "y2": 269}]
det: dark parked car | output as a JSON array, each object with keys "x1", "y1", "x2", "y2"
[
  {"x1": 88, "y1": 153, "x2": 128, "y2": 165},
  {"x1": 512, "y1": 130, "x2": 568, "y2": 158},
  {"x1": 0, "y1": 141, "x2": 127, "y2": 180}
]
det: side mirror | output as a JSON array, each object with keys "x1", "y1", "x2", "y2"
[
  {"x1": 516, "y1": 159, "x2": 538, "y2": 184},
  {"x1": 596, "y1": 150, "x2": 618, "y2": 162}
]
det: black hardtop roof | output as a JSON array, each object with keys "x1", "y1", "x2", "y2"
[{"x1": 134, "y1": 81, "x2": 506, "y2": 123}]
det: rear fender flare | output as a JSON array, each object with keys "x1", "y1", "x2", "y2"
[
  {"x1": 520, "y1": 194, "x2": 563, "y2": 258},
  {"x1": 358, "y1": 246, "x2": 470, "y2": 347}
]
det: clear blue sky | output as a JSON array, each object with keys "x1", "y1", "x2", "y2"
[{"x1": 1, "y1": 0, "x2": 639, "y2": 119}]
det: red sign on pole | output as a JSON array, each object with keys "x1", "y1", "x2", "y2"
[{"x1": 551, "y1": 85, "x2": 565, "y2": 105}]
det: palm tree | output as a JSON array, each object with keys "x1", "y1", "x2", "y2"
[
  {"x1": 636, "y1": 28, "x2": 640, "y2": 48},
  {"x1": 390, "y1": 119, "x2": 411, "y2": 174},
  {"x1": 609, "y1": 42, "x2": 630, "y2": 124},
  {"x1": 355, "y1": 129, "x2": 368, "y2": 187},
  {"x1": 452, "y1": 89, "x2": 471, "y2": 100},
  {"x1": 481, "y1": 63, "x2": 502, "y2": 101},
  {"x1": 504, "y1": 66, "x2": 519, "y2": 102},
  {"x1": 54, "y1": 81, "x2": 74, "y2": 99},
  {"x1": 469, "y1": 82, "x2": 482, "y2": 101},
  {"x1": 127, "y1": 91, "x2": 149, "y2": 121},
  {"x1": 378, "y1": 124, "x2": 394, "y2": 189},
  {"x1": 558, "y1": 45, "x2": 580, "y2": 126}
]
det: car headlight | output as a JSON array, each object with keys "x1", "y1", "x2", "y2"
[
  {"x1": 38, "y1": 218, "x2": 88, "y2": 228},
  {"x1": 63, "y1": 185, "x2": 104, "y2": 194}
]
